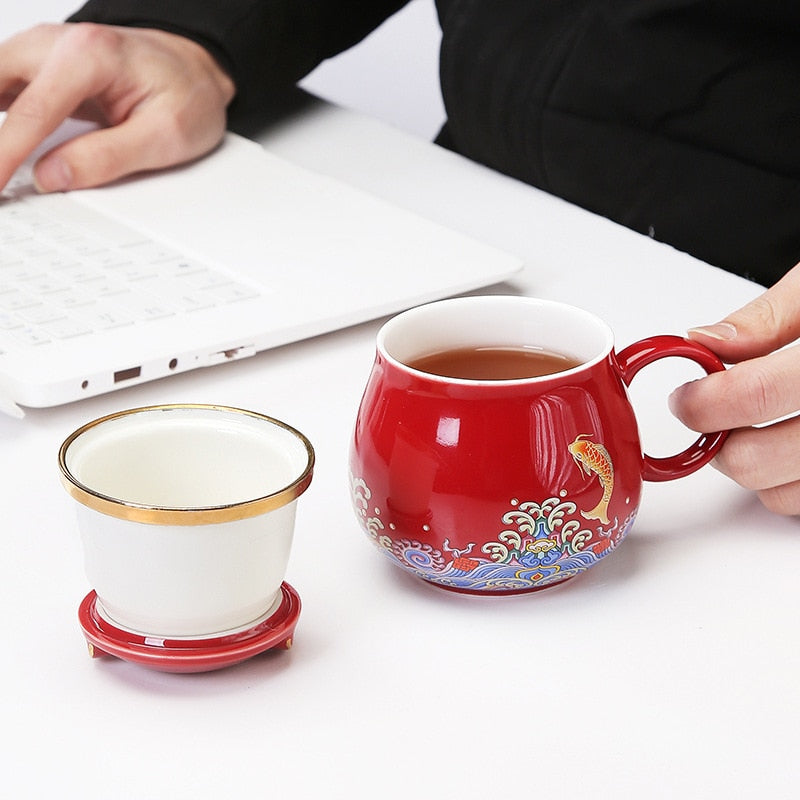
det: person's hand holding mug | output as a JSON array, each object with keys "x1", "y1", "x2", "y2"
[
  {"x1": 0, "y1": 22, "x2": 234, "y2": 193},
  {"x1": 669, "y1": 263, "x2": 800, "y2": 515}
]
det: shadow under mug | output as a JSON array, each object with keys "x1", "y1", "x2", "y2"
[
  {"x1": 59, "y1": 404, "x2": 314, "y2": 637},
  {"x1": 349, "y1": 296, "x2": 728, "y2": 594}
]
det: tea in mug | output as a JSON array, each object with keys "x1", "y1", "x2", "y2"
[{"x1": 407, "y1": 345, "x2": 582, "y2": 380}]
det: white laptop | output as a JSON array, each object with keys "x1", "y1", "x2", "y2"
[{"x1": 0, "y1": 127, "x2": 522, "y2": 417}]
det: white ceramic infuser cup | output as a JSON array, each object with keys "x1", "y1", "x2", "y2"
[{"x1": 58, "y1": 404, "x2": 314, "y2": 638}]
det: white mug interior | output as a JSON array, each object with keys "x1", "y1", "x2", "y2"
[{"x1": 63, "y1": 405, "x2": 311, "y2": 510}]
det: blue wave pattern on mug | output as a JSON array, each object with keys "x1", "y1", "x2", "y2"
[{"x1": 351, "y1": 477, "x2": 637, "y2": 591}]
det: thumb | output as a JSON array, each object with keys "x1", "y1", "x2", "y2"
[
  {"x1": 33, "y1": 111, "x2": 224, "y2": 192},
  {"x1": 33, "y1": 150, "x2": 75, "y2": 192},
  {"x1": 32, "y1": 124, "x2": 156, "y2": 192},
  {"x1": 686, "y1": 263, "x2": 800, "y2": 363}
]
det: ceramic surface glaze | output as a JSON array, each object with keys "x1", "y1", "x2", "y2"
[{"x1": 349, "y1": 297, "x2": 727, "y2": 594}]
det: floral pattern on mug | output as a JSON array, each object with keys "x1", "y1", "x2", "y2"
[{"x1": 350, "y1": 473, "x2": 637, "y2": 592}]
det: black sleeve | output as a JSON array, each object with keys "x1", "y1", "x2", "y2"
[{"x1": 67, "y1": 1, "x2": 410, "y2": 117}]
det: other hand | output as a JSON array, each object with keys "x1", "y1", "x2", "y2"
[
  {"x1": 669, "y1": 263, "x2": 800, "y2": 515},
  {"x1": 0, "y1": 22, "x2": 235, "y2": 192}
]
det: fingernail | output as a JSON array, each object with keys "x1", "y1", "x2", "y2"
[
  {"x1": 687, "y1": 322, "x2": 737, "y2": 341},
  {"x1": 667, "y1": 382, "x2": 698, "y2": 422},
  {"x1": 667, "y1": 387, "x2": 682, "y2": 417},
  {"x1": 33, "y1": 156, "x2": 72, "y2": 193}
]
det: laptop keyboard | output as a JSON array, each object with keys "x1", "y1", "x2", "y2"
[{"x1": 0, "y1": 170, "x2": 261, "y2": 352}]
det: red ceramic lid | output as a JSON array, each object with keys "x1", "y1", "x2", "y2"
[{"x1": 78, "y1": 582, "x2": 301, "y2": 673}]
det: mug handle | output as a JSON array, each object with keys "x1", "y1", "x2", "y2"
[{"x1": 615, "y1": 334, "x2": 729, "y2": 482}]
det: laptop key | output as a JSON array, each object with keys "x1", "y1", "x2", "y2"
[
  {"x1": 0, "y1": 312, "x2": 23, "y2": 330},
  {"x1": 19, "y1": 304, "x2": 66, "y2": 325},
  {"x1": 203, "y1": 282, "x2": 260, "y2": 303},
  {"x1": 74, "y1": 305, "x2": 134, "y2": 330},
  {"x1": 42, "y1": 318, "x2": 93, "y2": 340},
  {"x1": 10, "y1": 326, "x2": 51, "y2": 346},
  {"x1": 0, "y1": 291, "x2": 39, "y2": 311},
  {"x1": 110, "y1": 290, "x2": 176, "y2": 320}
]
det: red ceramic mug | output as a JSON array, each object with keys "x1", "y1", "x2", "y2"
[{"x1": 349, "y1": 296, "x2": 728, "y2": 594}]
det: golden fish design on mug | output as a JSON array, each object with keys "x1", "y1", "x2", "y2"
[{"x1": 568, "y1": 434, "x2": 614, "y2": 524}]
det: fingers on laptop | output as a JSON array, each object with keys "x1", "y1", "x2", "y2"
[{"x1": 0, "y1": 23, "x2": 234, "y2": 192}]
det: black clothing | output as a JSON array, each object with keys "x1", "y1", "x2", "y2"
[{"x1": 69, "y1": 1, "x2": 800, "y2": 287}]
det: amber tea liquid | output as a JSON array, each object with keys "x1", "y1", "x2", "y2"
[{"x1": 407, "y1": 345, "x2": 582, "y2": 380}]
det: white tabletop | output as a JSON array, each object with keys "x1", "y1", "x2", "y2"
[{"x1": 4, "y1": 11, "x2": 800, "y2": 800}]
